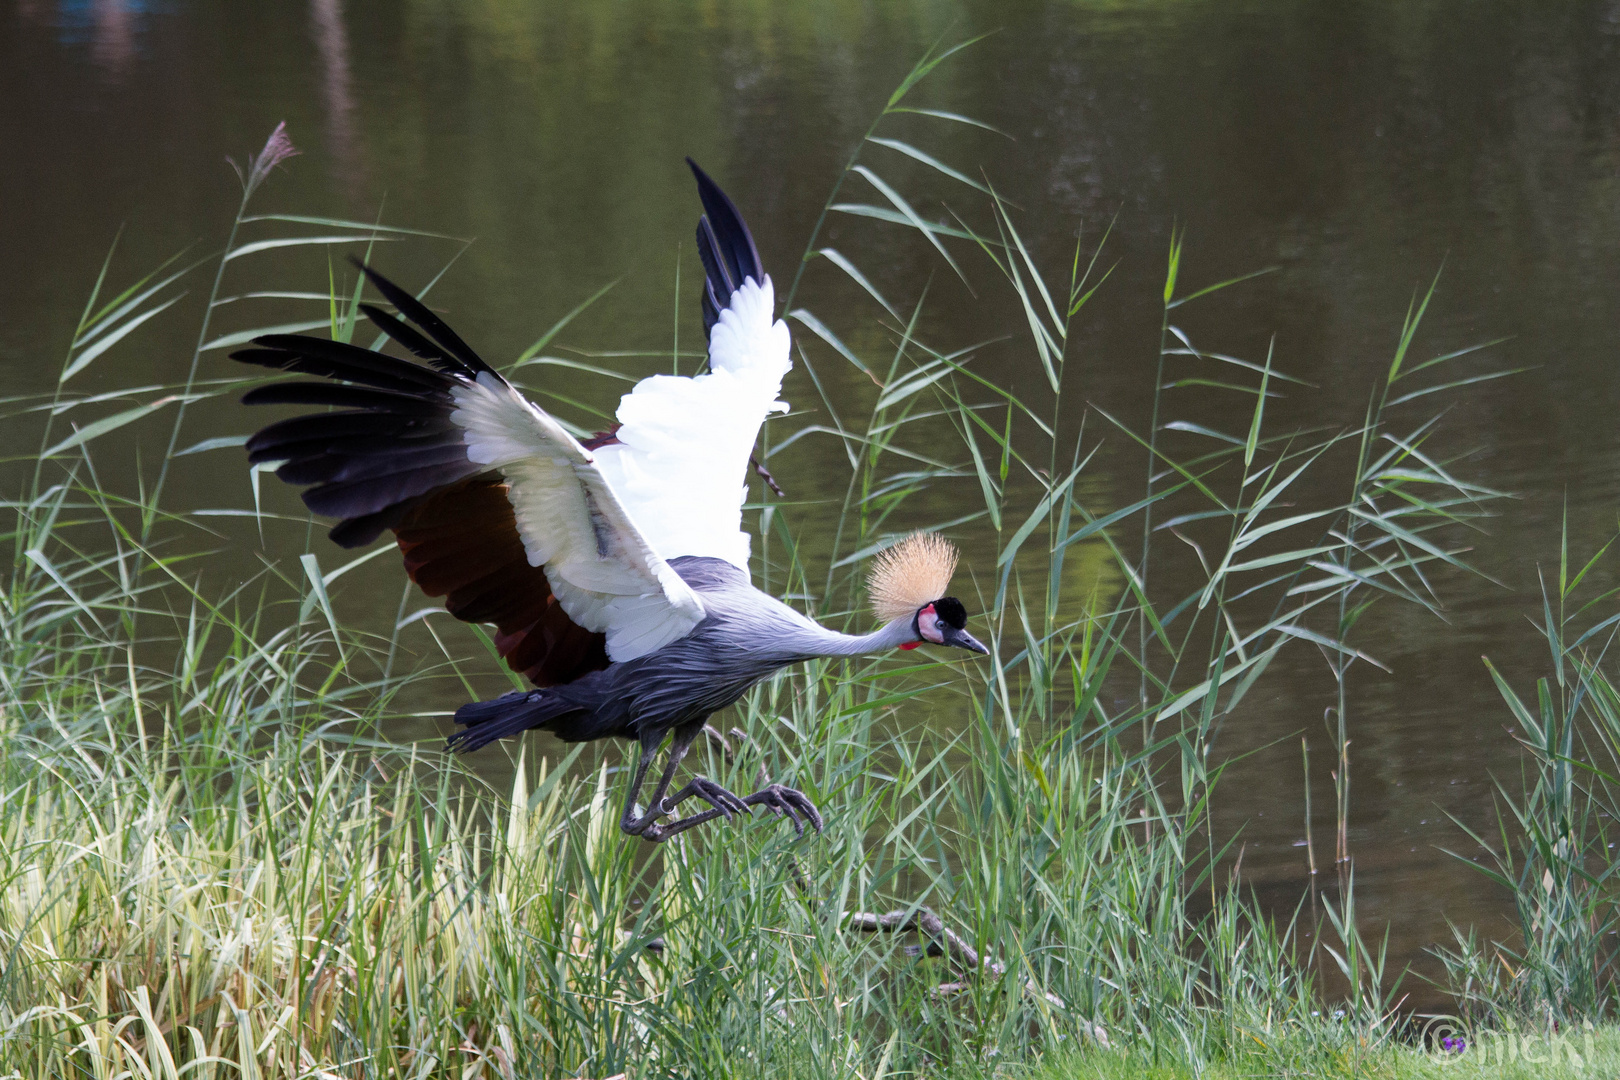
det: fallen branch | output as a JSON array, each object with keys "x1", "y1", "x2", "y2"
[
  {"x1": 846, "y1": 907, "x2": 989, "y2": 976},
  {"x1": 845, "y1": 906, "x2": 1108, "y2": 1047}
]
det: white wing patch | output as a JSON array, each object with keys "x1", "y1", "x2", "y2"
[
  {"x1": 449, "y1": 373, "x2": 705, "y2": 662},
  {"x1": 592, "y1": 275, "x2": 791, "y2": 571}
]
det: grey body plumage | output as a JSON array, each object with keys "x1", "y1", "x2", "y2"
[
  {"x1": 456, "y1": 557, "x2": 920, "y2": 749},
  {"x1": 450, "y1": 556, "x2": 970, "y2": 842}
]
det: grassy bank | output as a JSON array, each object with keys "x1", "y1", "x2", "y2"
[
  {"x1": 1049, "y1": 1025, "x2": 1620, "y2": 1078},
  {"x1": 6, "y1": 44, "x2": 1620, "y2": 1079},
  {"x1": 2, "y1": 548, "x2": 1617, "y2": 1078}
]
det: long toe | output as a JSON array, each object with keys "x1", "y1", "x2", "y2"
[
  {"x1": 784, "y1": 789, "x2": 824, "y2": 833},
  {"x1": 767, "y1": 791, "x2": 805, "y2": 836},
  {"x1": 745, "y1": 785, "x2": 822, "y2": 838},
  {"x1": 696, "y1": 778, "x2": 750, "y2": 819},
  {"x1": 690, "y1": 781, "x2": 732, "y2": 822},
  {"x1": 718, "y1": 784, "x2": 751, "y2": 817}
]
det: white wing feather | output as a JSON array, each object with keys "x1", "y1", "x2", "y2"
[
  {"x1": 449, "y1": 373, "x2": 706, "y2": 662},
  {"x1": 592, "y1": 275, "x2": 791, "y2": 571}
]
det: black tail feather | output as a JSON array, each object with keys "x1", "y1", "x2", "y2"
[
  {"x1": 686, "y1": 158, "x2": 765, "y2": 337},
  {"x1": 449, "y1": 689, "x2": 575, "y2": 753}
]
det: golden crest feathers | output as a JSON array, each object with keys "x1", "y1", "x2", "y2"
[{"x1": 868, "y1": 532, "x2": 959, "y2": 623}]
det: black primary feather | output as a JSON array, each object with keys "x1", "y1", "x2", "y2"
[
  {"x1": 301, "y1": 461, "x2": 479, "y2": 521},
  {"x1": 254, "y1": 428, "x2": 455, "y2": 467},
  {"x1": 275, "y1": 443, "x2": 471, "y2": 487},
  {"x1": 328, "y1": 505, "x2": 417, "y2": 548},
  {"x1": 231, "y1": 262, "x2": 515, "y2": 547},
  {"x1": 240, "y1": 382, "x2": 445, "y2": 415},
  {"x1": 694, "y1": 218, "x2": 728, "y2": 333},
  {"x1": 358, "y1": 304, "x2": 464, "y2": 374},
  {"x1": 245, "y1": 413, "x2": 452, "y2": 462},
  {"x1": 687, "y1": 158, "x2": 765, "y2": 337},
  {"x1": 232, "y1": 339, "x2": 451, "y2": 393},
  {"x1": 347, "y1": 258, "x2": 499, "y2": 379}
]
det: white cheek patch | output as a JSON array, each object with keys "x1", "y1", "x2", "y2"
[{"x1": 917, "y1": 606, "x2": 944, "y2": 644}]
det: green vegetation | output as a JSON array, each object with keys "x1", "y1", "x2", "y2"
[
  {"x1": 1043, "y1": 1024, "x2": 1620, "y2": 1078},
  {"x1": 5, "y1": 43, "x2": 1620, "y2": 1080}
]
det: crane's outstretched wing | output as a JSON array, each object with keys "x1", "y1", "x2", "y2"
[
  {"x1": 589, "y1": 160, "x2": 791, "y2": 572},
  {"x1": 234, "y1": 264, "x2": 705, "y2": 672}
]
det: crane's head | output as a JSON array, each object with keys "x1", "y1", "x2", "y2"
[{"x1": 868, "y1": 533, "x2": 989, "y2": 655}]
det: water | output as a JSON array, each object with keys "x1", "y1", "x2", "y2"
[{"x1": 7, "y1": 0, "x2": 1620, "y2": 999}]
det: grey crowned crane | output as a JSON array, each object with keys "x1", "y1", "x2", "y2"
[{"x1": 233, "y1": 160, "x2": 988, "y2": 843}]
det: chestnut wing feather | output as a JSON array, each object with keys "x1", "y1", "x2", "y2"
[{"x1": 393, "y1": 477, "x2": 609, "y2": 687}]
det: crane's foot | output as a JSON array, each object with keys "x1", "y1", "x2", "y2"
[
  {"x1": 663, "y1": 776, "x2": 750, "y2": 821},
  {"x1": 624, "y1": 780, "x2": 822, "y2": 844},
  {"x1": 624, "y1": 775, "x2": 751, "y2": 843},
  {"x1": 742, "y1": 784, "x2": 823, "y2": 838}
]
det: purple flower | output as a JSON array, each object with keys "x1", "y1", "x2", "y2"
[
  {"x1": 229, "y1": 122, "x2": 300, "y2": 199},
  {"x1": 1441, "y1": 1035, "x2": 1467, "y2": 1054}
]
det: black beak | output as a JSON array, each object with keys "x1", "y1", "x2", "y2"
[{"x1": 941, "y1": 626, "x2": 990, "y2": 655}]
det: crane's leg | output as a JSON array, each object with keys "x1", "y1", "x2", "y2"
[
  {"x1": 619, "y1": 723, "x2": 750, "y2": 842},
  {"x1": 616, "y1": 741, "x2": 665, "y2": 835},
  {"x1": 637, "y1": 726, "x2": 825, "y2": 842}
]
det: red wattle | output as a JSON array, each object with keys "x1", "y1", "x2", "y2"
[{"x1": 898, "y1": 641, "x2": 921, "y2": 650}]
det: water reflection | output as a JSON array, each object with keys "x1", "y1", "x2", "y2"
[
  {"x1": 90, "y1": 0, "x2": 134, "y2": 75},
  {"x1": 20, "y1": 0, "x2": 144, "y2": 74},
  {"x1": 310, "y1": 0, "x2": 363, "y2": 197}
]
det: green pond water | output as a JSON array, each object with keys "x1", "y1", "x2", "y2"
[{"x1": 6, "y1": 0, "x2": 1620, "y2": 999}]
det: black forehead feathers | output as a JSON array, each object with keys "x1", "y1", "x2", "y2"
[{"x1": 932, "y1": 596, "x2": 967, "y2": 629}]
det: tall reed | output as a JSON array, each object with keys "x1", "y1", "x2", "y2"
[{"x1": 1435, "y1": 519, "x2": 1620, "y2": 1027}]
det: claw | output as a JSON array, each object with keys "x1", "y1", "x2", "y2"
[
  {"x1": 667, "y1": 777, "x2": 752, "y2": 823},
  {"x1": 713, "y1": 780, "x2": 751, "y2": 818},
  {"x1": 790, "y1": 791, "x2": 824, "y2": 833},
  {"x1": 742, "y1": 784, "x2": 823, "y2": 838},
  {"x1": 763, "y1": 793, "x2": 803, "y2": 834}
]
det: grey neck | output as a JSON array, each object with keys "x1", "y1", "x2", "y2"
[{"x1": 787, "y1": 615, "x2": 917, "y2": 659}]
